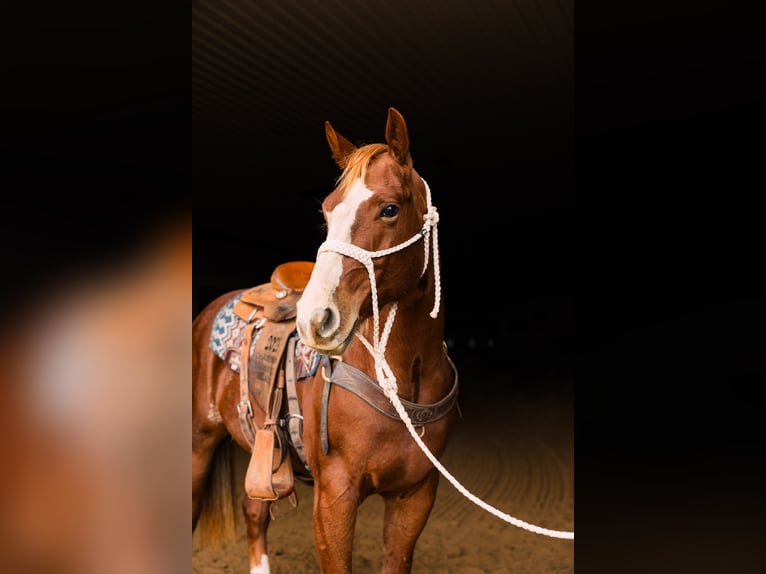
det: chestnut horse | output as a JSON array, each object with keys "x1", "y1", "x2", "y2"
[{"x1": 192, "y1": 108, "x2": 459, "y2": 573}]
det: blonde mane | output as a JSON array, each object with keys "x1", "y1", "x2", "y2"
[{"x1": 337, "y1": 143, "x2": 389, "y2": 196}]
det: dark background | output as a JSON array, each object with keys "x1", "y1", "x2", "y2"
[
  {"x1": 190, "y1": 3, "x2": 765, "y2": 571},
  {"x1": 192, "y1": 0, "x2": 575, "y2": 377},
  {"x1": 3, "y1": 1, "x2": 763, "y2": 572}
]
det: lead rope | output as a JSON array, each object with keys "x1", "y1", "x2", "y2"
[{"x1": 317, "y1": 179, "x2": 574, "y2": 540}]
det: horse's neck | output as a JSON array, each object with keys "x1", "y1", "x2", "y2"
[{"x1": 344, "y1": 295, "x2": 449, "y2": 404}]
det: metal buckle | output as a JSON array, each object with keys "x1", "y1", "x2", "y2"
[{"x1": 237, "y1": 400, "x2": 253, "y2": 418}]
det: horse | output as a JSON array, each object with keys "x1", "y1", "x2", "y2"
[{"x1": 192, "y1": 107, "x2": 460, "y2": 573}]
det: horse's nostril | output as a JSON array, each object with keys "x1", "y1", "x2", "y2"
[
  {"x1": 310, "y1": 307, "x2": 329, "y2": 327},
  {"x1": 310, "y1": 306, "x2": 337, "y2": 338}
]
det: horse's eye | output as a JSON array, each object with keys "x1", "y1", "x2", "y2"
[{"x1": 380, "y1": 204, "x2": 399, "y2": 219}]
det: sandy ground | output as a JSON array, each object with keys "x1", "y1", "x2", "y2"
[{"x1": 192, "y1": 363, "x2": 574, "y2": 573}]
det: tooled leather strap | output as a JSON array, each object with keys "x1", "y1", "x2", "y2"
[
  {"x1": 237, "y1": 322, "x2": 259, "y2": 448},
  {"x1": 239, "y1": 316, "x2": 297, "y2": 448},
  {"x1": 319, "y1": 354, "x2": 459, "y2": 454},
  {"x1": 330, "y1": 360, "x2": 459, "y2": 425},
  {"x1": 250, "y1": 319, "x2": 295, "y2": 410}
]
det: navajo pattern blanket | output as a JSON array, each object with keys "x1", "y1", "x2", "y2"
[{"x1": 209, "y1": 291, "x2": 321, "y2": 379}]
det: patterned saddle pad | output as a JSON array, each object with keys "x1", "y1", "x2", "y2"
[{"x1": 209, "y1": 291, "x2": 320, "y2": 379}]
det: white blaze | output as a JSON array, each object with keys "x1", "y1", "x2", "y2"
[{"x1": 297, "y1": 178, "x2": 373, "y2": 323}]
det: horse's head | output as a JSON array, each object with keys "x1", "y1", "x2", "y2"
[{"x1": 296, "y1": 108, "x2": 436, "y2": 356}]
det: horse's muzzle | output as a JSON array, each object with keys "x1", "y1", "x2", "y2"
[{"x1": 296, "y1": 303, "x2": 356, "y2": 355}]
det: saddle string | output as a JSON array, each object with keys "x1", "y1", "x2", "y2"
[{"x1": 317, "y1": 178, "x2": 575, "y2": 541}]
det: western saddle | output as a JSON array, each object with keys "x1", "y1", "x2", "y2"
[{"x1": 233, "y1": 260, "x2": 314, "y2": 503}]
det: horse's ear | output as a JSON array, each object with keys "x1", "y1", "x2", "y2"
[
  {"x1": 385, "y1": 107, "x2": 410, "y2": 165},
  {"x1": 325, "y1": 120, "x2": 357, "y2": 170}
]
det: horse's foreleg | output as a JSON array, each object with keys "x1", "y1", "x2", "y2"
[
  {"x1": 312, "y1": 479, "x2": 359, "y2": 574},
  {"x1": 243, "y1": 496, "x2": 272, "y2": 574},
  {"x1": 380, "y1": 470, "x2": 440, "y2": 574}
]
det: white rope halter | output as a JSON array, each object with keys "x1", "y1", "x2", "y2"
[
  {"x1": 317, "y1": 178, "x2": 574, "y2": 540},
  {"x1": 317, "y1": 178, "x2": 441, "y2": 359}
]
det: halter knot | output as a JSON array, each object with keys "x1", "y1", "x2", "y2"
[{"x1": 423, "y1": 205, "x2": 439, "y2": 228}]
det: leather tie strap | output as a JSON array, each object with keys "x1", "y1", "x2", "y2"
[
  {"x1": 284, "y1": 335, "x2": 311, "y2": 472},
  {"x1": 320, "y1": 355, "x2": 332, "y2": 455}
]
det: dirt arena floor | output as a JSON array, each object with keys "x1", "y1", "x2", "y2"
[{"x1": 192, "y1": 359, "x2": 574, "y2": 573}]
